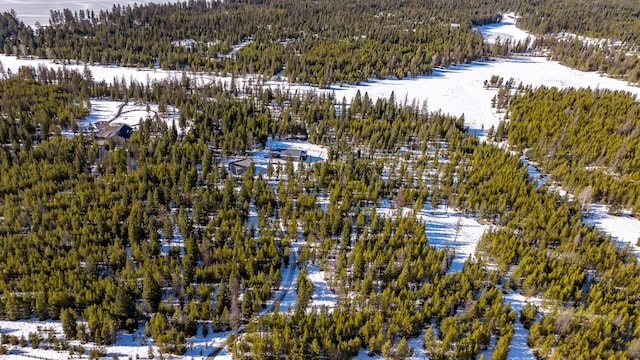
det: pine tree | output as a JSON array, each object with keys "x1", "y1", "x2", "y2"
[
  {"x1": 143, "y1": 272, "x2": 162, "y2": 313},
  {"x1": 60, "y1": 308, "x2": 78, "y2": 340}
]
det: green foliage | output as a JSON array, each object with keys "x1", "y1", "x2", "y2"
[
  {"x1": 0, "y1": 24, "x2": 639, "y2": 357},
  {"x1": 520, "y1": 303, "x2": 537, "y2": 330},
  {"x1": 506, "y1": 86, "x2": 640, "y2": 213},
  {"x1": 60, "y1": 308, "x2": 78, "y2": 340},
  {"x1": 0, "y1": 0, "x2": 498, "y2": 86},
  {"x1": 143, "y1": 272, "x2": 162, "y2": 313}
]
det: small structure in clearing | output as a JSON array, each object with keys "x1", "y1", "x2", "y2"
[
  {"x1": 109, "y1": 125, "x2": 134, "y2": 140},
  {"x1": 228, "y1": 159, "x2": 252, "y2": 176},
  {"x1": 271, "y1": 148, "x2": 307, "y2": 161}
]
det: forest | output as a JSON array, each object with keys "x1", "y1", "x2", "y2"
[
  {"x1": 0, "y1": 61, "x2": 638, "y2": 359},
  {"x1": 0, "y1": 0, "x2": 638, "y2": 87},
  {"x1": 497, "y1": 86, "x2": 640, "y2": 214},
  {"x1": 0, "y1": 0, "x2": 640, "y2": 359}
]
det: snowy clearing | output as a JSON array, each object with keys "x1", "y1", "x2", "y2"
[
  {"x1": 80, "y1": 99, "x2": 180, "y2": 129},
  {"x1": 0, "y1": 0, "x2": 173, "y2": 27},
  {"x1": 332, "y1": 55, "x2": 640, "y2": 136},
  {"x1": 0, "y1": 319, "x2": 233, "y2": 360},
  {"x1": 475, "y1": 12, "x2": 535, "y2": 46},
  {"x1": 583, "y1": 204, "x2": 640, "y2": 257},
  {"x1": 375, "y1": 202, "x2": 489, "y2": 273},
  {"x1": 503, "y1": 292, "x2": 543, "y2": 360},
  {"x1": 306, "y1": 265, "x2": 338, "y2": 311},
  {"x1": 417, "y1": 207, "x2": 490, "y2": 272},
  {"x1": 250, "y1": 138, "x2": 329, "y2": 175},
  {"x1": 1, "y1": 14, "x2": 640, "y2": 138}
]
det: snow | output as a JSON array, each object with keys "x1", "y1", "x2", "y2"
[
  {"x1": 77, "y1": 100, "x2": 121, "y2": 130},
  {"x1": 0, "y1": 6, "x2": 639, "y2": 359},
  {"x1": 0, "y1": 0, "x2": 175, "y2": 27},
  {"x1": 266, "y1": 139, "x2": 328, "y2": 160},
  {"x1": 351, "y1": 330, "x2": 426, "y2": 360},
  {"x1": 75, "y1": 99, "x2": 182, "y2": 135},
  {"x1": 172, "y1": 38, "x2": 198, "y2": 48},
  {"x1": 161, "y1": 222, "x2": 186, "y2": 257},
  {"x1": 326, "y1": 14, "x2": 640, "y2": 137},
  {"x1": 0, "y1": 9, "x2": 638, "y2": 140},
  {"x1": 0, "y1": 55, "x2": 185, "y2": 85},
  {"x1": 268, "y1": 243, "x2": 301, "y2": 313},
  {"x1": 250, "y1": 138, "x2": 328, "y2": 175},
  {"x1": 0, "y1": 319, "x2": 233, "y2": 360},
  {"x1": 375, "y1": 202, "x2": 489, "y2": 273},
  {"x1": 503, "y1": 292, "x2": 542, "y2": 360},
  {"x1": 417, "y1": 206, "x2": 489, "y2": 272},
  {"x1": 306, "y1": 265, "x2": 338, "y2": 311},
  {"x1": 113, "y1": 103, "x2": 180, "y2": 129},
  {"x1": 520, "y1": 154, "x2": 548, "y2": 189},
  {"x1": 218, "y1": 39, "x2": 253, "y2": 59},
  {"x1": 1, "y1": 14, "x2": 639, "y2": 139},
  {"x1": 583, "y1": 204, "x2": 640, "y2": 257},
  {"x1": 331, "y1": 55, "x2": 640, "y2": 138},
  {"x1": 555, "y1": 31, "x2": 626, "y2": 49},
  {"x1": 476, "y1": 12, "x2": 535, "y2": 46}
]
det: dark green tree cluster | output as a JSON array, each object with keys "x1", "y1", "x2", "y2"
[
  {"x1": 503, "y1": 86, "x2": 640, "y2": 214},
  {"x1": 532, "y1": 36, "x2": 640, "y2": 84},
  {"x1": 0, "y1": 0, "x2": 500, "y2": 86},
  {"x1": 515, "y1": 0, "x2": 640, "y2": 46},
  {"x1": 1, "y1": 33, "x2": 640, "y2": 359},
  {"x1": 0, "y1": 65, "x2": 90, "y2": 145},
  {"x1": 0, "y1": 68, "x2": 289, "y2": 353},
  {"x1": 231, "y1": 101, "x2": 517, "y2": 359},
  {"x1": 462, "y1": 144, "x2": 640, "y2": 359}
]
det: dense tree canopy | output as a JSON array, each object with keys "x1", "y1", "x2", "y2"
[{"x1": 1, "y1": 1, "x2": 640, "y2": 358}]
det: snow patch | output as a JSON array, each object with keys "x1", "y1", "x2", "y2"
[
  {"x1": 503, "y1": 291, "x2": 541, "y2": 360},
  {"x1": 476, "y1": 12, "x2": 535, "y2": 46},
  {"x1": 307, "y1": 265, "x2": 338, "y2": 311},
  {"x1": 417, "y1": 206, "x2": 489, "y2": 272},
  {"x1": 583, "y1": 204, "x2": 640, "y2": 257},
  {"x1": 0, "y1": 319, "x2": 232, "y2": 360}
]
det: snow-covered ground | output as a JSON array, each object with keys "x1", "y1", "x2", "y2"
[
  {"x1": 503, "y1": 292, "x2": 542, "y2": 360},
  {"x1": 78, "y1": 99, "x2": 180, "y2": 130},
  {"x1": 0, "y1": 0, "x2": 173, "y2": 27},
  {"x1": 1, "y1": 6, "x2": 639, "y2": 359},
  {"x1": 0, "y1": 55, "x2": 186, "y2": 84},
  {"x1": 417, "y1": 206, "x2": 489, "y2": 272},
  {"x1": 1, "y1": 11, "x2": 639, "y2": 137},
  {"x1": 555, "y1": 31, "x2": 626, "y2": 50},
  {"x1": 375, "y1": 201, "x2": 489, "y2": 273},
  {"x1": 218, "y1": 40, "x2": 253, "y2": 59},
  {"x1": 268, "y1": 243, "x2": 301, "y2": 313},
  {"x1": 306, "y1": 265, "x2": 338, "y2": 311},
  {"x1": 0, "y1": 54, "x2": 321, "y2": 102},
  {"x1": 332, "y1": 55, "x2": 640, "y2": 137},
  {"x1": 0, "y1": 319, "x2": 233, "y2": 360},
  {"x1": 250, "y1": 138, "x2": 328, "y2": 175},
  {"x1": 475, "y1": 13, "x2": 534, "y2": 46},
  {"x1": 77, "y1": 100, "x2": 120, "y2": 130},
  {"x1": 353, "y1": 332, "x2": 427, "y2": 360},
  {"x1": 583, "y1": 204, "x2": 640, "y2": 257},
  {"x1": 519, "y1": 155, "x2": 549, "y2": 189}
]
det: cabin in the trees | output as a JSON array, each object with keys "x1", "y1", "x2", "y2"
[
  {"x1": 271, "y1": 148, "x2": 307, "y2": 161},
  {"x1": 228, "y1": 159, "x2": 252, "y2": 176},
  {"x1": 98, "y1": 124, "x2": 134, "y2": 145},
  {"x1": 108, "y1": 125, "x2": 134, "y2": 140}
]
